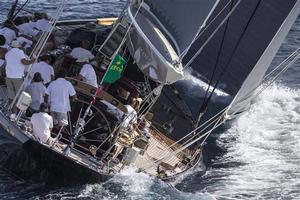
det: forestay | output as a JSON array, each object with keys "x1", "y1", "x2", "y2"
[
  {"x1": 126, "y1": 0, "x2": 219, "y2": 84},
  {"x1": 183, "y1": 0, "x2": 300, "y2": 116}
]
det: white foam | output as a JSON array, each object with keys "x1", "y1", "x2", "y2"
[
  {"x1": 183, "y1": 68, "x2": 230, "y2": 97},
  {"x1": 78, "y1": 166, "x2": 214, "y2": 200},
  {"x1": 207, "y1": 84, "x2": 300, "y2": 198}
]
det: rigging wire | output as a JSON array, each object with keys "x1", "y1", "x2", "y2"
[
  {"x1": 142, "y1": 45, "x2": 300, "y2": 171},
  {"x1": 195, "y1": 0, "x2": 235, "y2": 127},
  {"x1": 195, "y1": 0, "x2": 263, "y2": 125},
  {"x1": 12, "y1": 0, "x2": 30, "y2": 20},
  {"x1": 183, "y1": 0, "x2": 242, "y2": 67},
  {"x1": 100, "y1": 85, "x2": 163, "y2": 159},
  {"x1": 6, "y1": 0, "x2": 18, "y2": 22},
  {"x1": 179, "y1": 0, "x2": 234, "y2": 59},
  {"x1": 9, "y1": 0, "x2": 66, "y2": 110},
  {"x1": 228, "y1": 46, "x2": 300, "y2": 116}
]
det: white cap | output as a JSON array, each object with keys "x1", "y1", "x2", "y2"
[
  {"x1": 76, "y1": 57, "x2": 89, "y2": 63},
  {"x1": 11, "y1": 40, "x2": 21, "y2": 48}
]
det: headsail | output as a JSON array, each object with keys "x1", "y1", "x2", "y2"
[
  {"x1": 183, "y1": 0, "x2": 300, "y2": 116},
  {"x1": 126, "y1": 0, "x2": 219, "y2": 84}
]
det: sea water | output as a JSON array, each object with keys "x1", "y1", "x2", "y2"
[{"x1": 0, "y1": 1, "x2": 299, "y2": 199}]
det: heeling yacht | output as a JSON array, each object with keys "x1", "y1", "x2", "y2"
[{"x1": 0, "y1": 0, "x2": 299, "y2": 184}]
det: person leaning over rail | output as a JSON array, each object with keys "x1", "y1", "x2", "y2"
[
  {"x1": 32, "y1": 13, "x2": 50, "y2": 32},
  {"x1": 30, "y1": 102, "x2": 54, "y2": 144},
  {"x1": 15, "y1": 16, "x2": 39, "y2": 38},
  {"x1": 44, "y1": 71, "x2": 77, "y2": 127},
  {"x1": 5, "y1": 40, "x2": 35, "y2": 119}
]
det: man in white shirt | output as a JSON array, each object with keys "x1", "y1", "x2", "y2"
[
  {"x1": 33, "y1": 13, "x2": 50, "y2": 32},
  {"x1": 121, "y1": 98, "x2": 140, "y2": 130},
  {"x1": 5, "y1": 40, "x2": 35, "y2": 113},
  {"x1": 16, "y1": 36, "x2": 33, "y2": 49},
  {"x1": 31, "y1": 102, "x2": 53, "y2": 144},
  {"x1": 0, "y1": 21, "x2": 16, "y2": 45},
  {"x1": 25, "y1": 72, "x2": 46, "y2": 112},
  {"x1": 76, "y1": 60, "x2": 98, "y2": 87},
  {"x1": 15, "y1": 16, "x2": 39, "y2": 37},
  {"x1": 45, "y1": 72, "x2": 77, "y2": 126},
  {"x1": 70, "y1": 40, "x2": 94, "y2": 60},
  {"x1": 30, "y1": 55, "x2": 54, "y2": 85}
]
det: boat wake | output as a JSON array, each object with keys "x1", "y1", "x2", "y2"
[
  {"x1": 179, "y1": 68, "x2": 232, "y2": 105},
  {"x1": 78, "y1": 166, "x2": 215, "y2": 200},
  {"x1": 187, "y1": 84, "x2": 300, "y2": 199}
]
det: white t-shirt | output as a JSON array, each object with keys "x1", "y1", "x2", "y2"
[
  {"x1": 34, "y1": 19, "x2": 50, "y2": 32},
  {"x1": 16, "y1": 36, "x2": 33, "y2": 48},
  {"x1": 101, "y1": 100, "x2": 124, "y2": 120},
  {"x1": 30, "y1": 61, "x2": 54, "y2": 84},
  {"x1": 5, "y1": 48, "x2": 27, "y2": 78},
  {"x1": 25, "y1": 82, "x2": 46, "y2": 110},
  {"x1": 79, "y1": 64, "x2": 98, "y2": 87},
  {"x1": 0, "y1": 27, "x2": 16, "y2": 45},
  {"x1": 122, "y1": 105, "x2": 137, "y2": 128},
  {"x1": 18, "y1": 22, "x2": 39, "y2": 37},
  {"x1": 46, "y1": 78, "x2": 76, "y2": 113},
  {"x1": 70, "y1": 47, "x2": 94, "y2": 60},
  {"x1": 31, "y1": 112, "x2": 53, "y2": 143}
]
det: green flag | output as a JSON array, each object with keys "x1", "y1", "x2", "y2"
[{"x1": 102, "y1": 53, "x2": 126, "y2": 84}]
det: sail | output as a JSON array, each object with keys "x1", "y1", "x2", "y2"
[
  {"x1": 142, "y1": 0, "x2": 219, "y2": 54},
  {"x1": 183, "y1": 0, "x2": 300, "y2": 116},
  {"x1": 126, "y1": 0, "x2": 219, "y2": 84}
]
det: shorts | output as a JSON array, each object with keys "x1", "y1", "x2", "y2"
[
  {"x1": 51, "y1": 111, "x2": 68, "y2": 126},
  {"x1": 5, "y1": 78, "x2": 23, "y2": 100}
]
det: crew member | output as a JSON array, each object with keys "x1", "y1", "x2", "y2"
[
  {"x1": 15, "y1": 16, "x2": 39, "y2": 37},
  {"x1": 70, "y1": 40, "x2": 94, "y2": 60},
  {"x1": 30, "y1": 102, "x2": 53, "y2": 144},
  {"x1": 33, "y1": 13, "x2": 50, "y2": 32},
  {"x1": 25, "y1": 72, "x2": 46, "y2": 114},
  {"x1": 45, "y1": 71, "x2": 77, "y2": 126},
  {"x1": 0, "y1": 21, "x2": 17, "y2": 45},
  {"x1": 30, "y1": 54, "x2": 54, "y2": 86},
  {"x1": 122, "y1": 98, "x2": 141, "y2": 130},
  {"x1": 5, "y1": 40, "x2": 35, "y2": 118},
  {"x1": 76, "y1": 59, "x2": 98, "y2": 87}
]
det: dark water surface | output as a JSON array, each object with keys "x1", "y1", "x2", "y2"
[{"x1": 0, "y1": 1, "x2": 300, "y2": 199}]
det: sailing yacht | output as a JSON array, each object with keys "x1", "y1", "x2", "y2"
[{"x1": 0, "y1": 0, "x2": 299, "y2": 184}]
